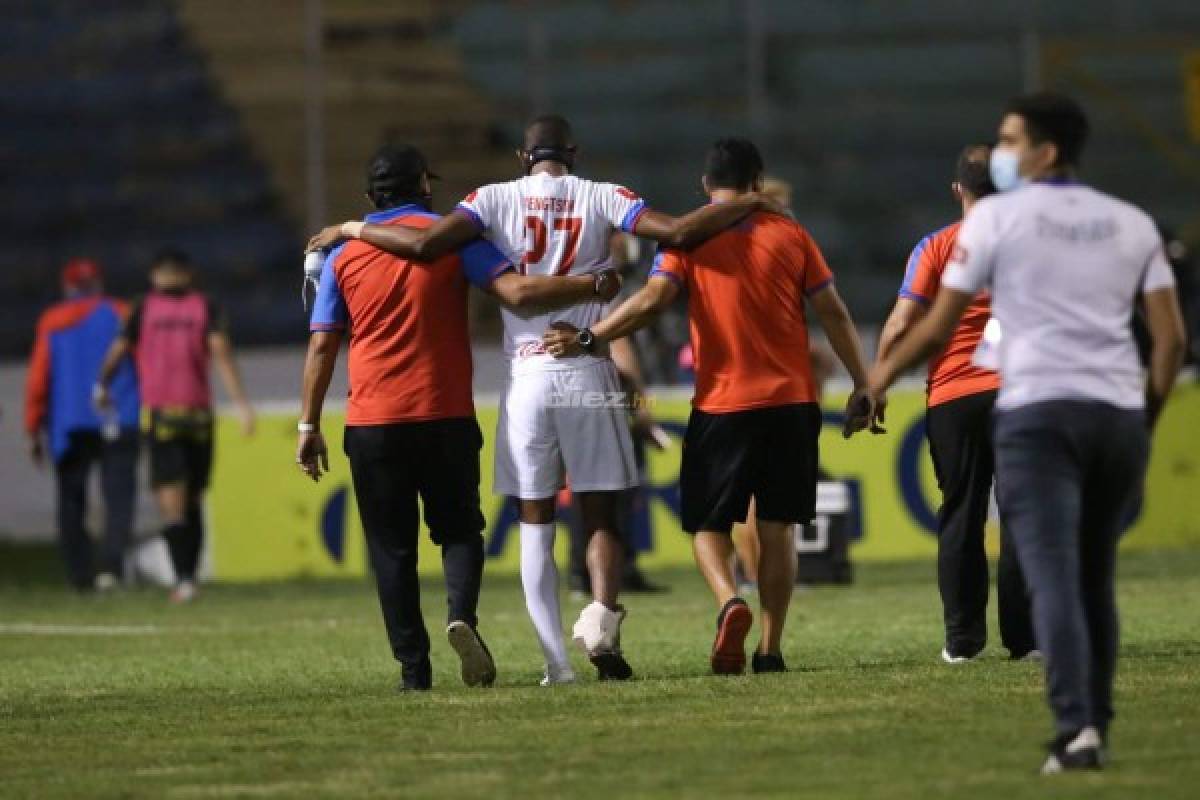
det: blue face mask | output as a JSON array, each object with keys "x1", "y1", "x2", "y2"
[{"x1": 989, "y1": 148, "x2": 1024, "y2": 192}]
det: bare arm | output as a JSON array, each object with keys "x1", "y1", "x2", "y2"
[
  {"x1": 632, "y1": 194, "x2": 781, "y2": 250},
  {"x1": 869, "y1": 287, "x2": 974, "y2": 396},
  {"x1": 97, "y1": 336, "x2": 131, "y2": 390},
  {"x1": 541, "y1": 276, "x2": 680, "y2": 356},
  {"x1": 593, "y1": 276, "x2": 680, "y2": 343},
  {"x1": 306, "y1": 210, "x2": 481, "y2": 262},
  {"x1": 486, "y1": 270, "x2": 619, "y2": 310},
  {"x1": 209, "y1": 331, "x2": 255, "y2": 436},
  {"x1": 874, "y1": 297, "x2": 928, "y2": 365},
  {"x1": 296, "y1": 331, "x2": 342, "y2": 482},
  {"x1": 809, "y1": 285, "x2": 884, "y2": 436},
  {"x1": 1142, "y1": 286, "x2": 1187, "y2": 428}
]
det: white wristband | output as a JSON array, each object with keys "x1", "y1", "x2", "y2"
[
  {"x1": 341, "y1": 220, "x2": 365, "y2": 239},
  {"x1": 297, "y1": 422, "x2": 318, "y2": 434}
]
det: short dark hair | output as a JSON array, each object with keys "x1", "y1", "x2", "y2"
[
  {"x1": 704, "y1": 137, "x2": 764, "y2": 191},
  {"x1": 956, "y1": 144, "x2": 995, "y2": 198},
  {"x1": 1005, "y1": 92, "x2": 1089, "y2": 167},
  {"x1": 150, "y1": 247, "x2": 192, "y2": 271},
  {"x1": 524, "y1": 114, "x2": 574, "y2": 151}
]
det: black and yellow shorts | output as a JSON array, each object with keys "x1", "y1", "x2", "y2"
[{"x1": 144, "y1": 407, "x2": 215, "y2": 490}]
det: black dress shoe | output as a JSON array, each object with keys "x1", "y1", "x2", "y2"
[
  {"x1": 751, "y1": 652, "x2": 788, "y2": 674},
  {"x1": 398, "y1": 658, "x2": 433, "y2": 692}
]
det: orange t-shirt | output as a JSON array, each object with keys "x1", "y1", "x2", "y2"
[
  {"x1": 899, "y1": 220, "x2": 1001, "y2": 407},
  {"x1": 651, "y1": 211, "x2": 834, "y2": 413},
  {"x1": 309, "y1": 205, "x2": 511, "y2": 425}
]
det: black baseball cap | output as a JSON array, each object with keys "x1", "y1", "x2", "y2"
[{"x1": 366, "y1": 143, "x2": 439, "y2": 198}]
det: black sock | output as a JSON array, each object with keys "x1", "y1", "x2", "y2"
[
  {"x1": 181, "y1": 503, "x2": 204, "y2": 580},
  {"x1": 162, "y1": 523, "x2": 191, "y2": 582}
]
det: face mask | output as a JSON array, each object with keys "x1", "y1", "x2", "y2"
[{"x1": 989, "y1": 148, "x2": 1023, "y2": 192}]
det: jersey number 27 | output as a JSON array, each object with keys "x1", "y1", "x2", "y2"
[{"x1": 522, "y1": 215, "x2": 582, "y2": 276}]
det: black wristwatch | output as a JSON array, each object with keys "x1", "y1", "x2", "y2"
[{"x1": 576, "y1": 328, "x2": 596, "y2": 353}]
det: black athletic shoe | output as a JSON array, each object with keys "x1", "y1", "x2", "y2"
[
  {"x1": 751, "y1": 652, "x2": 787, "y2": 674},
  {"x1": 447, "y1": 620, "x2": 497, "y2": 688},
  {"x1": 590, "y1": 650, "x2": 634, "y2": 681},
  {"x1": 711, "y1": 597, "x2": 753, "y2": 675},
  {"x1": 1041, "y1": 727, "x2": 1104, "y2": 775},
  {"x1": 398, "y1": 659, "x2": 433, "y2": 692}
]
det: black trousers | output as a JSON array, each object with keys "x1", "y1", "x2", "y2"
[
  {"x1": 344, "y1": 418, "x2": 487, "y2": 669},
  {"x1": 54, "y1": 429, "x2": 139, "y2": 589},
  {"x1": 927, "y1": 390, "x2": 1035, "y2": 657},
  {"x1": 994, "y1": 400, "x2": 1147, "y2": 736}
]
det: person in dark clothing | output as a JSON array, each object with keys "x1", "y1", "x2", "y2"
[
  {"x1": 875, "y1": 145, "x2": 1035, "y2": 662},
  {"x1": 297, "y1": 144, "x2": 623, "y2": 690},
  {"x1": 24, "y1": 259, "x2": 139, "y2": 591}
]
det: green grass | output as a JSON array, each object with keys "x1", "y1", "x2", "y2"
[{"x1": 1, "y1": 550, "x2": 1197, "y2": 799}]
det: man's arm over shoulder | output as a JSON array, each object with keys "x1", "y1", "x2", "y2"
[{"x1": 460, "y1": 236, "x2": 617, "y2": 309}]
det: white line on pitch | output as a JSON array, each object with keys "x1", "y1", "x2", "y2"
[{"x1": 0, "y1": 623, "x2": 161, "y2": 636}]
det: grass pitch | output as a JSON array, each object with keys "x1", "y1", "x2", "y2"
[{"x1": 1, "y1": 549, "x2": 1197, "y2": 799}]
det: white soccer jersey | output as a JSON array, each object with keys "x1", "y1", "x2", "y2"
[
  {"x1": 944, "y1": 180, "x2": 1176, "y2": 411},
  {"x1": 457, "y1": 172, "x2": 647, "y2": 374}
]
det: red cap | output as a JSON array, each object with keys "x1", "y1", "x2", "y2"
[{"x1": 61, "y1": 258, "x2": 102, "y2": 290}]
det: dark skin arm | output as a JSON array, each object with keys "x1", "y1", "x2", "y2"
[
  {"x1": 630, "y1": 194, "x2": 786, "y2": 249},
  {"x1": 486, "y1": 269, "x2": 620, "y2": 309},
  {"x1": 296, "y1": 330, "x2": 342, "y2": 482},
  {"x1": 94, "y1": 336, "x2": 132, "y2": 410},
  {"x1": 306, "y1": 211, "x2": 480, "y2": 261},
  {"x1": 305, "y1": 194, "x2": 791, "y2": 256}
]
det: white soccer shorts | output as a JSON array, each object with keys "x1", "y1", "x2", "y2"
[{"x1": 494, "y1": 360, "x2": 638, "y2": 499}]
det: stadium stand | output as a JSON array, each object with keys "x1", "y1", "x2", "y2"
[
  {"x1": 453, "y1": 0, "x2": 1200, "y2": 321},
  {"x1": 0, "y1": 0, "x2": 296, "y2": 356},
  {"x1": 3, "y1": 1, "x2": 1196, "y2": 353}
]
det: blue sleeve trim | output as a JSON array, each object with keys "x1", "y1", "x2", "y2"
[
  {"x1": 459, "y1": 238, "x2": 514, "y2": 287},
  {"x1": 455, "y1": 204, "x2": 486, "y2": 232},
  {"x1": 900, "y1": 235, "x2": 932, "y2": 294},
  {"x1": 804, "y1": 277, "x2": 834, "y2": 297},
  {"x1": 620, "y1": 201, "x2": 648, "y2": 233},
  {"x1": 649, "y1": 268, "x2": 684, "y2": 286},
  {"x1": 309, "y1": 245, "x2": 349, "y2": 329},
  {"x1": 898, "y1": 288, "x2": 931, "y2": 305}
]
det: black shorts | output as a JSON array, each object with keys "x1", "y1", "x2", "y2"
[
  {"x1": 680, "y1": 403, "x2": 821, "y2": 535},
  {"x1": 146, "y1": 408, "x2": 215, "y2": 490}
]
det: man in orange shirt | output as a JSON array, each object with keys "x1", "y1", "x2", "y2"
[
  {"x1": 875, "y1": 145, "x2": 1035, "y2": 663},
  {"x1": 543, "y1": 138, "x2": 880, "y2": 675},
  {"x1": 297, "y1": 144, "x2": 621, "y2": 691}
]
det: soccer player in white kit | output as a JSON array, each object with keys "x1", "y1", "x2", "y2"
[{"x1": 308, "y1": 115, "x2": 783, "y2": 684}]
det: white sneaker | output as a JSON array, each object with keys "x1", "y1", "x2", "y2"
[
  {"x1": 94, "y1": 573, "x2": 118, "y2": 593},
  {"x1": 941, "y1": 647, "x2": 979, "y2": 664},
  {"x1": 539, "y1": 664, "x2": 577, "y2": 687},
  {"x1": 170, "y1": 580, "x2": 197, "y2": 604},
  {"x1": 572, "y1": 601, "x2": 623, "y2": 655}
]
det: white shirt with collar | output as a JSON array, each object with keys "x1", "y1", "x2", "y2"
[{"x1": 943, "y1": 179, "x2": 1176, "y2": 412}]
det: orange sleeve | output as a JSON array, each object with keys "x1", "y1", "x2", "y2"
[
  {"x1": 899, "y1": 233, "x2": 944, "y2": 304},
  {"x1": 801, "y1": 231, "x2": 834, "y2": 295},
  {"x1": 24, "y1": 313, "x2": 52, "y2": 435}
]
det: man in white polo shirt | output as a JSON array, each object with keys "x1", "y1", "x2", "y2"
[{"x1": 869, "y1": 92, "x2": 1187, "y2": 774}]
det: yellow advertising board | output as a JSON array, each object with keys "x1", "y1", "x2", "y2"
[{"x1": 208, "y1": 384, "x2": 1200, "y2": 581}]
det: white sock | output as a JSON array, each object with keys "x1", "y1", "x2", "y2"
[{"x1": 519, "y1": 522, "x2": 569, "y2": 669}]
